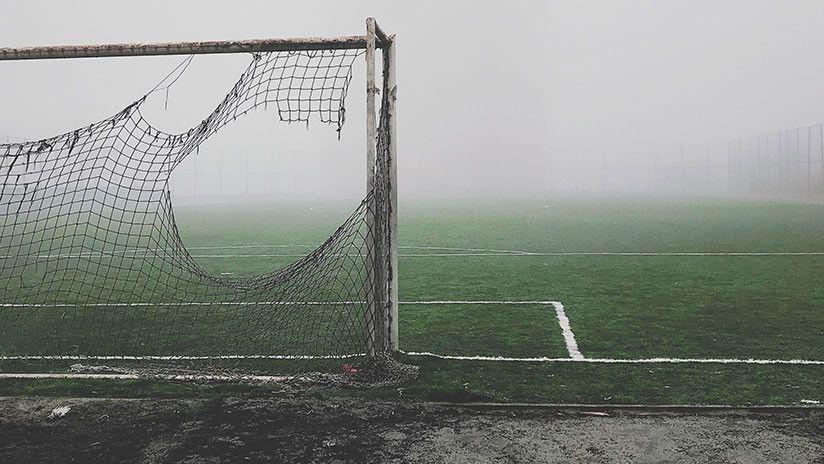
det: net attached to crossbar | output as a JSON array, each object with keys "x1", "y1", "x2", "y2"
[{"x1": 0, "y1": 49, "x2": 415, "y2": 385}]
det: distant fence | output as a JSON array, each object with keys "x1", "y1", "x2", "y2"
[
  {"x1": 727, "y1": 124, "x2": 824, "y2": 197},
  {"x1": 542, "y1": 141, "x2": 732, "y2": 196},
  {"x1": 540, "y1": 124, "x2": 824, "y2": 198},
  {"x1": 4, "y1": 129, "x2": 824, "y2": 200},
  {"x1": 169, "y1": 148, "x2": 361, "y2": 199}
]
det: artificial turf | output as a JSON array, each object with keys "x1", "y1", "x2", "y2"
[{"x1": 1, "y1": 196, "x2": 823, "y2": 405}]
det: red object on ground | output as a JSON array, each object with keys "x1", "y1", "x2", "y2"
[{"x1": 341, "y1": 364, "x2": 358, "y2": 374}]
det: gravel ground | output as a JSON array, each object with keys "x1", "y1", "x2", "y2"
[{"x1": 0, "y1": 397, "x2": 822, "y2": 463}]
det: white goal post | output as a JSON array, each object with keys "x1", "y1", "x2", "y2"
[{"x1": 0, "y1": 18, "x2": 400, "y2": 364}]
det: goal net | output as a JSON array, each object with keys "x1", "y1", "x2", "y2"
[{"x1": 0, "y1": 24, "x2": 412, "y2": 385}]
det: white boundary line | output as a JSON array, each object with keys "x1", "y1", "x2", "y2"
[
  {"x1": 0, "y1": 301, "x2": 364, "y2": 308},
  {"x1": 178, "y1": 245, "x2": 824, "y2": 256},
  {"x1": 5, "y1": 244, "x2": 824, "y2": 259},
  {"x1": 0, "y1": 373, "x2": 291, "y2": 381},
  {"x1": 1, "y1": 299, "x2": 822, "y2": 366},
  {"x1": 399, "y1": 352, "x2": 824, "y2": 365},
  {"x1": 3, "y1": 355, "x2": 822, "y2": 366},
  {"x1": 402, "y1": 252, "x2": 824, "y2": 257},
  {"x1": 187, "y1": 252, "x2": 824, "y2": 257},
  {"x1": 0, "y1": 299, "x2": 556, "y2": 309},
  {"x1": 0, "y1": 354, "x2": 364, "y2": 361}
]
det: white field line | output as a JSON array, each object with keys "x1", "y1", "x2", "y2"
[
  {"x1": 399, "y1": 353, "x2": 824, "y2": 365},
  {"x1": 0, "y1": 300, "x2": 556, "y2": 308},
  {"x1": 404, "y1": 252, "x2": 824, "y2": 257},
  {"x1": 5, "y1": 354, "x2": 823, "y2": 365},
  {"x1": 0, "y1": 301, "x2": 365, "y2": 308},
  {"x1": 6, "y1": 243, "x2": 824, "y2": 259},
  {"x1": 0, "y1": 373, "x2": 291, "y2": 382},
  {"x1": 403, "y1": 252, "x2": 824, "y2": 257},
  {"x1": 0, "y1": 354, "x2": 364, "y2": 361},
  {"x1": 189, "y1": 252, "x2": 824, "y2": 257},
  {"x1": 0, "y1": 300, "x2": 560, "y2": 363},
  {"x1": 1, "y1": 299, "x2": 822, "y2": 366},
  {"x1": 178, "y1": 245, "x2": 824, "y2": 256},
  {"x1": 185, "y1": 245, "x2": 533, "y2": 254},
  {"x1": 551, "y1": 302, "x2": 584, "y2": 360},
  {"x1": 0, "y1": 244, "x2": 528, "y2": 259}
]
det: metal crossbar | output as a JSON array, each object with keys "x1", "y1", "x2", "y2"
[{"x1": 0, "y1": 35, "x2": 391, "y2": 61}]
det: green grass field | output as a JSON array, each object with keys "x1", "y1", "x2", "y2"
[{"x1": 2, "y1": 196, "x2": 823, "y2": 405}]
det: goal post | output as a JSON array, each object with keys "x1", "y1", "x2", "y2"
[
  {"x1": 379, "y1": 26, "x2": 400, "y2": 352},
  {"x1": 0, "y1": 18, "x2": 406, "y2": 384},
  {"x1": 364, "y1": 18, "x2": 399, "y2": 356}
]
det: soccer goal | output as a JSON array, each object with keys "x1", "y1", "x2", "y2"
[{"x1": 0, "y1": 18, "x2": 411, "y2": 385}]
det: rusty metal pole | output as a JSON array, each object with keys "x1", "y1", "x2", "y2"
[{"x1": 0, "y1": 36, "x2": 382, "y2": 61}]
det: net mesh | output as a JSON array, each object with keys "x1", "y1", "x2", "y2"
[{"x1": 0, "y1": 48, "x2": 414, "y2": 385}]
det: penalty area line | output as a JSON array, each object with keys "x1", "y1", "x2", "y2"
[{"x1": 0, "y1": 300, "x2": 585, "y2": 361}]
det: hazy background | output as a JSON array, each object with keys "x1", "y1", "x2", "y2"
[{"x1": 2, "y1": 0, "x2": 824, "y2": 200}]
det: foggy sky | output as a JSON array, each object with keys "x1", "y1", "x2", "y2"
[{"x1": 2, "y1": 1, "x2": 824, "y2": 199}]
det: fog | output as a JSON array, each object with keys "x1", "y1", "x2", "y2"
[{"x1": 2, "y1": 1, "x2": 824, "y2": 200}]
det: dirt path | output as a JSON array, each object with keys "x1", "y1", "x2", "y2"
[{"x1": 0, "y1": 397, "x2": 822, "y2": 463}]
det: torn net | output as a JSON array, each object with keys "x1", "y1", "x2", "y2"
[{"x1": 0, "y1": 49, "x2": 415, "y2": 386}]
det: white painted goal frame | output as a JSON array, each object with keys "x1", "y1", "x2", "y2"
[{"x1": 0, "y1": 18, "x2": 400, "y2": 356}]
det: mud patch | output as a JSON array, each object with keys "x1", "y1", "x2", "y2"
[{"x1": 0, "y1": 397, "x2": 821, "y2": 463}]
